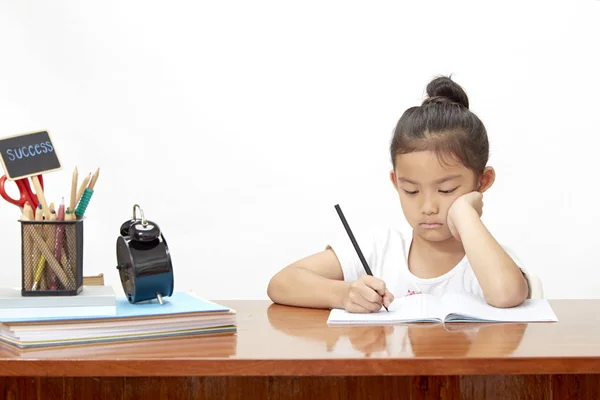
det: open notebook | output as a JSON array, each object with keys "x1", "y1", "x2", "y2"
[{"x1": 327, "y1": 293, "x2": 558, "y2": 325}]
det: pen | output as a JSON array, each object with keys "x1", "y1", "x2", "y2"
[{"x1": 334, "y1": 204, "x2": 389, "y2": 312}]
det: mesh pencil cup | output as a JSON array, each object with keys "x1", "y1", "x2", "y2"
[{"x1": 20, "y1": 218, "x2": 84, "y2": 296}]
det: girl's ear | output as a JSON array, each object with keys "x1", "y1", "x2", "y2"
[
  {"x1": 477, "y1": 166, "x2": 495, "y2": 193},
  {"x1": 390, "y1": 169, "x2": 399, "y2": 191}
]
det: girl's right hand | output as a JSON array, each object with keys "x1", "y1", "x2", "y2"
[{"x1": 343, "y1": 275, "x2": 394, "y2": 313}]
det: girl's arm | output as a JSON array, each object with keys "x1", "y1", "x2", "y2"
[
  {"x1": 267, "y1": 248, "x2": 394, "y2": 312},
  {"x1": 448, "y1": 193, "x2": 529, "y2": 308},
  {"x1": 267, "y1": 249, "x2": 351, "y2": 309}
]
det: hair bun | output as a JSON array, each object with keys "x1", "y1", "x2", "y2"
[{"x1": 423, "y1": 76, "x2": 469, "y2": 109}]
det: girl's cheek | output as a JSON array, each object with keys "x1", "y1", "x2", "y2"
[{"x1": 441, "y1": 198, "x2": 458, "y2": 212}]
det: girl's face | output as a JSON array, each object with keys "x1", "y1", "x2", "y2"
[{"x1": 390, "y1": 151, "x2": 487, "y2": 243}]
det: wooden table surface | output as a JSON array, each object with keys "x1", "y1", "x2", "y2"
[{"x1": 0, "y1": 299, "x2": 598, "y2": 377}]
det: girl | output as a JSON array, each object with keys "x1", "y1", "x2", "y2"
[{"x1": 267, "y1": 76, "x2": 529, "y2": 312}]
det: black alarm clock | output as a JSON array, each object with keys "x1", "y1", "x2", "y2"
[{"x1": 116, "y1": 204, "x2": 174, "y2": 304}]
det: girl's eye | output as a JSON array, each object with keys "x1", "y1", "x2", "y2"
[
  {"x1": 402, "y1": 189, "x2": 418, "y2": 195},
  {"x1": 439, "y1": 187, "x2": 458, "y2": 194}
]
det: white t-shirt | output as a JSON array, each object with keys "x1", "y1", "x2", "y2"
[{"x1": 328, "y1": 228, "x2": 525, "y2": 300}]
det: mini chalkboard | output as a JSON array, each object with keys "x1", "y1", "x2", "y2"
[{"x1": 0, "y1": 130, "x2": 62, "y2": 180}]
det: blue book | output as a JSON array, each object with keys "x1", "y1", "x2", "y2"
[
  {"x1": 0, "y1": 292, "x2": 236, "y2": 349},
  {"x1": 1, "y1": 292, "x2": 231, "y2": 323}
]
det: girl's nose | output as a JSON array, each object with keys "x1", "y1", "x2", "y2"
[{"x1": 420, "y1": 195, "x2": 438, "y2": 215}]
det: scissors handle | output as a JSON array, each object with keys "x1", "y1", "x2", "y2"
[
  {"x1": 0, "y1": 175, "x2": 44, "y2": 209},
  {"x1": 0, "y1": 175, "x2": 24, "y2": 207}
]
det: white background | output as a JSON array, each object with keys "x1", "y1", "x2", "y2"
[{"x1": 0, "y1": 1, "x2": 598, "y2": 300}]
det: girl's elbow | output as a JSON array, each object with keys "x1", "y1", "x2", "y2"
[
  {"x1": 487, "y1": 294, "x2": 526, "y2": 308},
  {"x1": 485, "y1": 280, "x2": 529, "y2": 308},
  {"x1": 267, "y1": 275, "x2": 283, "y2": 303},
  {"x1": 267, "y1": 270, "x2": 293, "y2": 304}
]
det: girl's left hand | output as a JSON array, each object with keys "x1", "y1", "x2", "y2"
[{"x1": 447, "y1": 191, "x2": 484, "y2": 241}]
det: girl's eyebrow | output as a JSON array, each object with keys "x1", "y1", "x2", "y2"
[
  {"x1": 435, "y1": 174, "x2": 462, "y2": 184},
  {"x1": 397, "y1": 174, "x2": 462, "y2": 185}
]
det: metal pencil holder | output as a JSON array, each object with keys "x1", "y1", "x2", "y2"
[{"x1": 20, "y1": 219, "x2": 84, "y2": 296}]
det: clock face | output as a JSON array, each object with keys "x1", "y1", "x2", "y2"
[{"x1": 116, "y1": 237, "x2": 135, "y2": 301}]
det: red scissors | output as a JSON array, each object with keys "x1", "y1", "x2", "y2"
[{"x1": 0, "y1": 175, "x2": 44, "y2": 210}]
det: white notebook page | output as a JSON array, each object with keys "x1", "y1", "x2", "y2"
[
  {"x1": 327, "y1": 294, "x2": 445, "y2": 324},
  {"x1": 441, "y1": 293, "x2": 558, "y2": 322}
]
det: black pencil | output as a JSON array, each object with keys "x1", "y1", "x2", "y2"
[{"x1": 334, "y1": 204, "x2": 389, "y2": 312}]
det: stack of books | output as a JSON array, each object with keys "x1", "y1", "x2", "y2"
[
  {"x1": 0, "y1": 285, "x2": 116, "y2": 319},
  {"x1": 0, "y1": 291, "x2": 236, "y2": 349}
]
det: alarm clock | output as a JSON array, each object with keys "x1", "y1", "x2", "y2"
[{"x1": 116, "y1": 204, "x2": 174, "y2": 304}]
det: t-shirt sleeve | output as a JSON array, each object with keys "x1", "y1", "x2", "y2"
[
  {"x1": 501, "y1": 245, "x2": 524, "y2": 269},
  {"x1": 326, "y1": 231, "x2": 380, "y2": 282}
]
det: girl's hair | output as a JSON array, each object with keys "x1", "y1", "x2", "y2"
[{"x1": 390, "y1": 76, "x2": 489, "y2": 174}]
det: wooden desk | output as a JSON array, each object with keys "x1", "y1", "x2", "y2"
[{"x1": 1, "y1": 300, "x2": 599, "y2": 399}]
